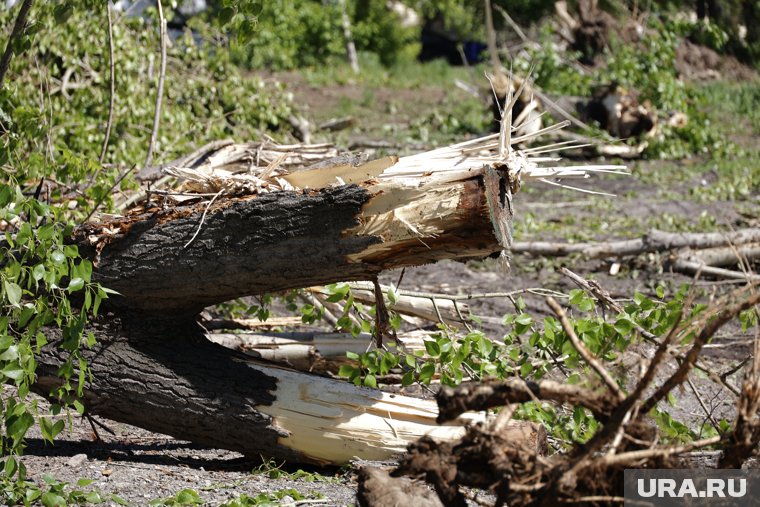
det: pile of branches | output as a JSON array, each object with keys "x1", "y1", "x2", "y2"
[{"x1": 358, "y1": 281, "x2": 760, "y2": 506}]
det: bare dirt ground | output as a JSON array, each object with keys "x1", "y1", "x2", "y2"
[{"x1": 18, "y1": 67, "x2": 760, "y2": 505}]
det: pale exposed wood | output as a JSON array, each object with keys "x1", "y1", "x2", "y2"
[
  {"x1": 255, "y1": 363, "x2": 508, "y2": 464},
  {"x1": 207, "y1": 330, "x2": 426, "y2": 367},
  {"x1": 327, "y1": 282, "x2": 471, "y2": 327}
]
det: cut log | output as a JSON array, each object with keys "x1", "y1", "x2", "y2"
[{"x1": 77, "y1": 179, "x2": 505, "y2": 315}]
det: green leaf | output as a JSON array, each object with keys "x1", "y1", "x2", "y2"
[
  {"x1": 363, "y1": 374, "x2": 377, "y2": 388},
  {"x1": 41, "y1": 492, "x2": 66, "y2": 507},
  {"x1": 4, "y1": 456, "x2": 17, "y2": 477},
  {"x1": 111, "y1": 494, "x2": 129, "y2": 506},
  {"x1": 419, "y1": 362, "x2": 436, "y2": 383},
  {"x1": 67, "y1": 277, "x2": 84, "y2": 292},
  {"x1": 175, "y1": 488, "x2": 202, "y2": 505},
  {"x1": 337, "y1": 365, "x2": 355, "y2": 378},
  {"x1": 2, "y1": 363, "x2": 25, "y2": 380},
  {"x1": 424, "y1": 340, "x2": 440, "y2": 357},
  {"x1": 0, "y1": 343, "x2": 19, "y2": 361},
  {"x1": 218, "y1": 6, "x2": 235, "y2": 26},
  {"x1": 51, "y1": 251, "x2": 65, "y2": 265},
  {"x1": 386, "y1": 285, "x2": 398, "y2": 306},
  {"x1": 515, "y1": 313, "x2": 533, "y2": 326},
  {"x1": 85, "y1": 491, "x2": 103, "y2": 503},
  {"x1": 7, "y1": 410, "x2": 34, "y2": 441},
  {"x1": 4, "y1": 280, "x2": 22, "y2": 306}
]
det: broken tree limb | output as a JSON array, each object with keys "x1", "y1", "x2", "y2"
[
  {"x1": 82, "y1": 131, "x2": 620, "y2": 314},
  {"x1": 512, "y1": 228, "x2": 760, "y2": 258},
  {"x1": 316, "y1": 282, "x2": 472, "y2": 328},
  {"x1": 682, "y1": 243, "x2": 760, "y2": 267},
  {"x1": 78, "y1": 180, "x2": 504, "y2": 315},
  {"x1": 436, "y1": 379, "x2": 616, "y2": 423},
  {"x1": 669, "y1": 258, "x2": 760, "y2": 282},
  {"x1": 34, "y1": 318, "x2": 494, "y2": 465},
  {"x1": 206, "y1": 330, "x2": 429, "y2": 371}
]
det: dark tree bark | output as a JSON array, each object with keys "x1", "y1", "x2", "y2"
[
  {"x1": 76, "y1": 180, "x2": 505, "y2": 315},
  {"x1": 35, "y1": 316, "x2": 306, "y2": 462}
]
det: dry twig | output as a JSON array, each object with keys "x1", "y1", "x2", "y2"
[
  {"x1": 144, "y1": 0, "x2": 167, "y2": 169},
  {"x1": 99, "y1": 2, "x2": 116, "y2": 163},
  {"x1": 546, "y1": 296, "x2": 624, "y2": 400},
  {"x1": 0, "y1": 0, "x2": 34, "y2": 88}
]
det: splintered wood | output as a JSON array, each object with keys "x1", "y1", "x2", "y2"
[{"x1": 149, "y1": 87, "x2": 627, "y2": 267}]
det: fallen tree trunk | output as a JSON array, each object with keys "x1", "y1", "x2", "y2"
[
  {"x1": 78, "y1": 178, "x2": 504, "y2": 315},
  {"x1": 36, "y1": 317, "x2": 502, "y2": 465},
  {"x1": 35, "y1": 118, "x2": 617, "y2": 463}
]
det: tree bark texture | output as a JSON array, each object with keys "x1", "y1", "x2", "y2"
[{"x1": 77, "y1": 178, "x2": 506, "y2": 315}]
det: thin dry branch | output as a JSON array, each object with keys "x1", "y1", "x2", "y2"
[
  {"x1": 641, "y1": 288, "x2": 760, "y2": 414},
  {"x1": 596, "y1": 436, "x2": 721, "y2": 467},
  {"x1": 144, "y1": 0, "x2": 167, "y2": 169},
  {"x1": 99, "y1": 2, "x2": 116, "y2": 163},
  {"x1": 513, "y1": 228, "x2": 760, "y2": 258},
  {"x1": 547, "y1": 297, "x2": 624, "y2": 400},
  {"x1": 0, "y1": 0, "x2": 34, "y2": 88}
]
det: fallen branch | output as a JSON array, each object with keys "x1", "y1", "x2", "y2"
[
  {"x1": 686, "y1": 243, "x2": 760, "y2": 267},
  {"x1": 669, "y1": 257, "x2": 760, "y2": 282},
  {"x1": 207, "y1": 330, "x2": 427, "y2": 371},
  {"x1": 436, "y1": 379, "x2": 615, "y2": 423},
  {"x1": 513, "y1": 228, "x2": 760, "y2": 258}
]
